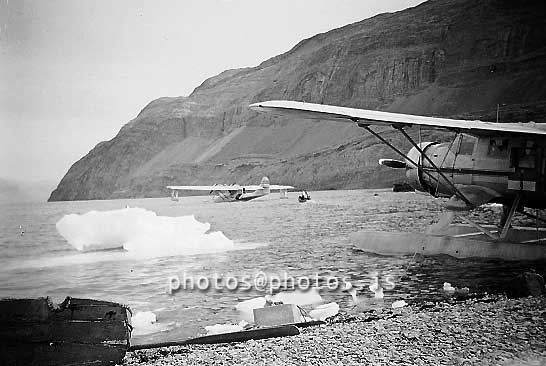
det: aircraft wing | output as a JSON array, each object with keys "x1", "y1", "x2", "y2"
[
  {"x1": 249, "y1": 100, "x2": 546, "y2": 136},
  {"x1": 166, "y1": 185, "x2": 241, "y2": 191},
  {"x1": 233, "y1": 184, "x2": 294, "y2": 191},
  {"x1": 269, "y1": 185, "x2": 295, "y2": 191}
]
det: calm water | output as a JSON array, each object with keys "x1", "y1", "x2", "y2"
[{"x1": 0, "y1": 189, "x2": 544, "y2": 345}]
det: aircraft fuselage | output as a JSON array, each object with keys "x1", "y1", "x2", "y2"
[
  {"x1": 406, "y1": 133, "x2": 546, "y2": 209},
  {"x1": 211, "y1": 187, "x2": 269, "y2": 203}
]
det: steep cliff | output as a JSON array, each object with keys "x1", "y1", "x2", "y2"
[{"x1": 49, "y1": 0, "x2": 546, "y2": 201}]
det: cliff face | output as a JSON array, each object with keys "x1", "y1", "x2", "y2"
[{"x1": 49, "y1": 0, "x2": 546, "y2": 201}]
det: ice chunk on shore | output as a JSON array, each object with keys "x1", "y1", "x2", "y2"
[
  {"x1": 392, "y1": 300, "x2": 408, "y2": 309},
  {"x1": 131, "y1": 311, "x2": 174, "y2": 336},
  {"x1": 269, "y1": 288, "x2": 323, "y2": 306},
  {"x1": 235, "y1": 289, "x2": 323, "y2": 323},
  {"x1": 56, "y1": 207, "x2": 234, "y2": 258},
  {"x1": 443, "y1": 282, "x2": 456, "y2": 295},
  {"x1": 309, "y1": 302, "x2": 339, "y2": 321},
  {"x1": 205, "y1": 320, "x2": 248, "y2": 336},
  {"x1": 235, "y1": 297, "x2": 267, "y2": 323},
  {"x1": 132, "y1": 311, "x2": 156, "y2": 336}
]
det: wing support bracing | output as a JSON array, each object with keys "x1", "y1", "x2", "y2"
[
  {"x1": 358, "y1": 124, "x2": 440, "y2": 188},
  {"x1": 358, "y1": 122, "x2": 472, "y2": 207},
  {"x1": 457, "y1": 215, "x2": 499, "y2": 240},
  {"x1": 500, "y1": 193, "x2": 521, "y2": 239},
  {"x1": 395, "y1": 127, "x2": 473, "y2": 208}
]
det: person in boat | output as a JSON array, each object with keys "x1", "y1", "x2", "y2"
[{"x1": 298, "y1": 190, "x2": 311, "y2": 202}]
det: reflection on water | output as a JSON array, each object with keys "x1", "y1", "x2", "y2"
[{"x1": 0, "y1": 189, "x2": 544, "y2": 344}]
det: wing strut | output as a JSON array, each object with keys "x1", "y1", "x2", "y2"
[
  {"x1": 457, "y1": 215, "x2": 499, "y2": 240},
  {"x1": 358, "y1": 124, "x2": 443, "y2": 187},
  {"x1": 358, "y1": 122, "x2": 472, "y2": 207},
  {"x1": 395, "y1": 127, "x2": 473, "y2": 207},
  {"x1": 432, "y1": 133, "x2": 459, "y2": 197},
  {"x1": 500, "y1": 193, "x2": 521, "y2": 239}
]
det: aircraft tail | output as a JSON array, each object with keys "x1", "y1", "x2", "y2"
[{"x1": 260, "y1": 176, "x2": 270, "y2": 194}]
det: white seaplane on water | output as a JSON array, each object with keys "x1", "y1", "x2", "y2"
[{"x1": 167, "y1": 176, "x2": 293, "y2": 203}]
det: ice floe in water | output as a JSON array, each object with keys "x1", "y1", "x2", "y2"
[{"x1": 56, "y1": 207, "x2": 234, "y2": 258}]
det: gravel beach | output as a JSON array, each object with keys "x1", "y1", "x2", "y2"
[{"x1": 125, "y1": 295, "x2": 546, "y2": 365}]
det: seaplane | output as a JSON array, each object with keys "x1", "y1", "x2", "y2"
[
  {"x1": 167, "y1": 176, "x2": 293, "y2": 203},
  {"x1": 250, "y1": 100, "x2": 546, "y2": 261}
]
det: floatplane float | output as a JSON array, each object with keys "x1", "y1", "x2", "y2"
[
  {"x1": 250, "y1": 100, "x2": 546, "y2": 261},
  {"x1": 167, "y1": 176, "x2": 293, "y2": 203}
]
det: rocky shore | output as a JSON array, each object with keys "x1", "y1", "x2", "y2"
[{"x1": 125, "y1": 295, "x2": 546, "y2": 365}]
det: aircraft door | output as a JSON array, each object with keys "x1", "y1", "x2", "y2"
[
  {"x1": 509, "y1": 141, "x2": 544, "y2": 193},
  {"x1": 471, "y1": 137, "x2": 510, "y2": 194}
]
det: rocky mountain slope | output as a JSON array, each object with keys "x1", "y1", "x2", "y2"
[{"x1": 49, "y1": 0, "x2": 546, "y2": 201}]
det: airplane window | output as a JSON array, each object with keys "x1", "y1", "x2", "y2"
[
  {"x1": 458, "y1": 134, "x2": 477, "y2": 155},
  {"x1": 510, "y1": 145, "x2": 537, "y2": 169},
  {"x1": 488, "y1": 138, "x2": 508, "y2": 157}
]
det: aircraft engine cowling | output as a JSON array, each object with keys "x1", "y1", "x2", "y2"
[{"x1": 405, "y1": 142, "x2": 438, "y2": 194}]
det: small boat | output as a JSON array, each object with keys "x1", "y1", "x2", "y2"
[
  {"x1": 0, "y1": 297, "x2": 132, "y2": 365},
  {"x1": 298, "y1": 190, "x2": 311, "y2": 203}
]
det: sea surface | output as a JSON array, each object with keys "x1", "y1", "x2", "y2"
[{"x1": 1, "y1": 189, "x2": 544, "y2": 345}]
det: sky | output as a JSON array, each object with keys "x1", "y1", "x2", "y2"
[{"x1": 0, "y1": 0, "x2": 424, "y2": 184}]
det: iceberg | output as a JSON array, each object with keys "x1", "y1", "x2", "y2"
[{"x1": 56, "y1": 207, "x2": 234, "y2": 258}]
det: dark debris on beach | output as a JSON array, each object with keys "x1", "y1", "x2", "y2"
[{"x1": 124, "y1": 295, "x2": 546, "y2": 366}]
